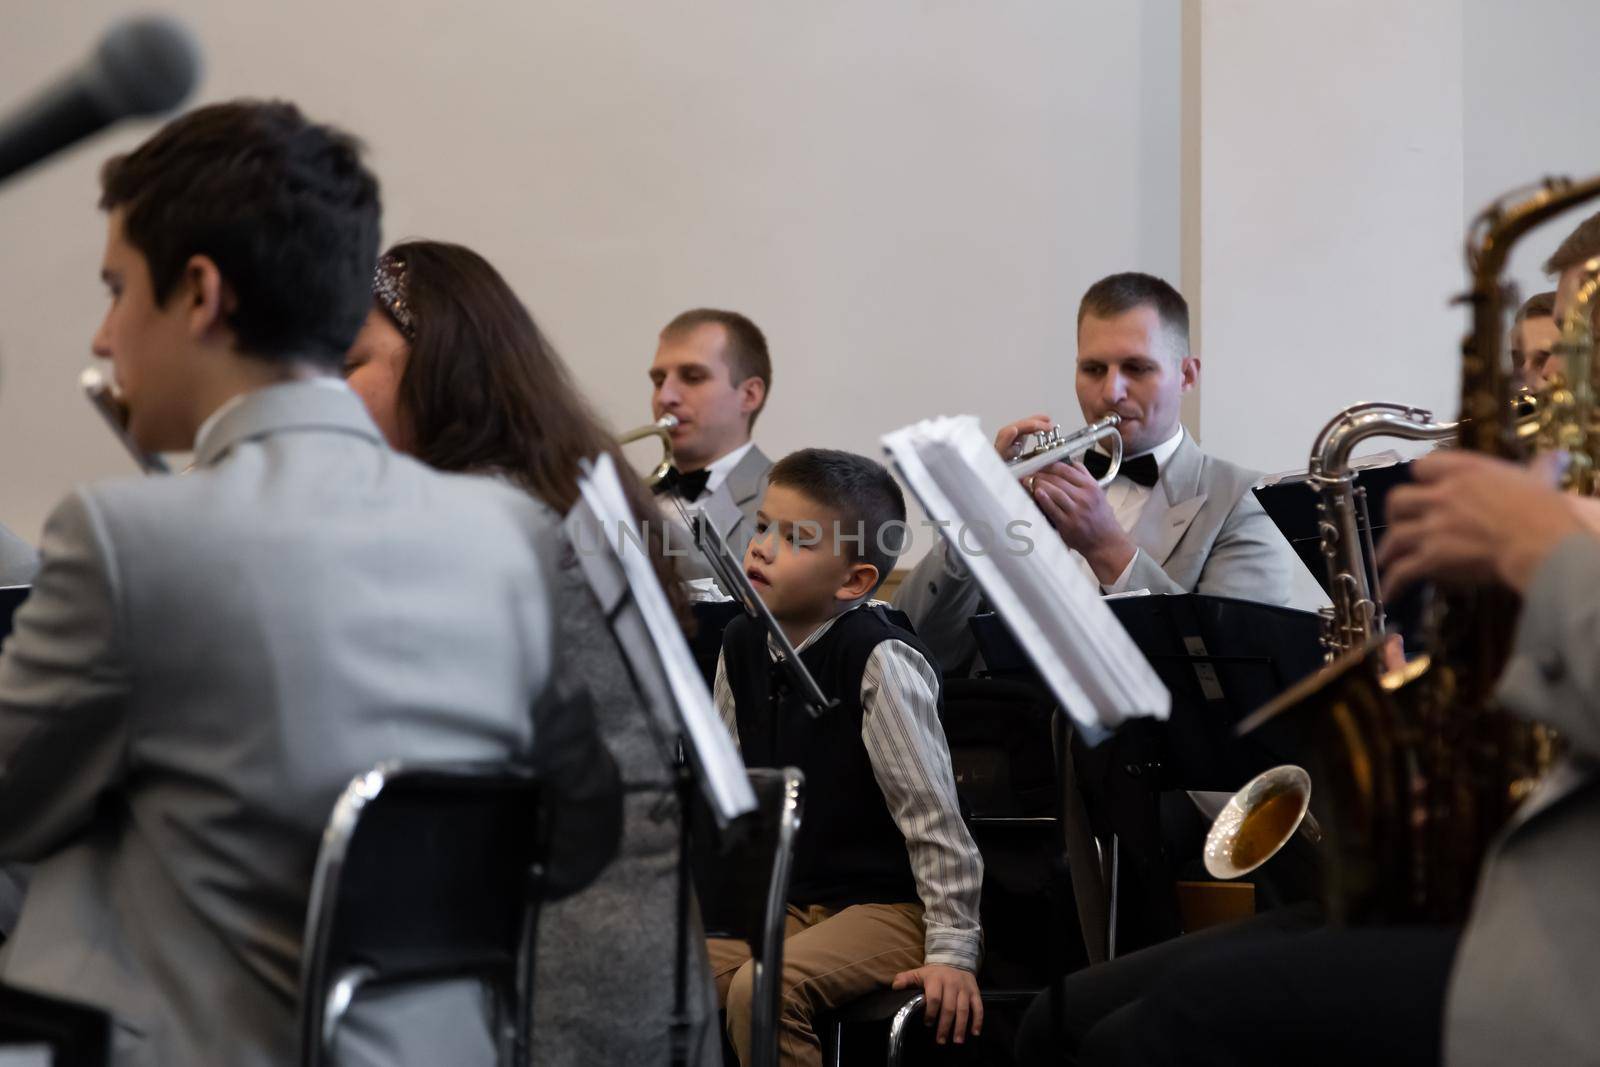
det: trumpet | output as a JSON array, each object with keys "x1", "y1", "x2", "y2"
[
  {"x1": 618, "y1": 413, "x2": 679, "y2": 487},
  {"x1": 1006, "y1": 413, "x2": 1123, "y2": 485},
  {"x1": 81, "y1": 367, "x2": 170, "y2": 475}
]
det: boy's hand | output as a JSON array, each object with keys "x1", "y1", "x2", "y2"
[{"x1": 891, "y1": 964, "x2": 983, "y2": 1045}]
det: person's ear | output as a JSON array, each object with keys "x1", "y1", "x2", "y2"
[
  {"x1": 835, "y1": 560, "x2": 880, "y2": 603},
  {"x1": 1179, "y1": 354, "x2": 1201, "y2": 393},
  {"x1": 179, "y1": 254, "x2": 237, "y2": 343},
  {"x1": 737, "y1": 376, "x2": 766, "y2": 420}
]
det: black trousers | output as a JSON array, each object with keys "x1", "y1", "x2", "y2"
[{"x1": 1016, "y1": 905, "x2": 1459, "y2": 1067}]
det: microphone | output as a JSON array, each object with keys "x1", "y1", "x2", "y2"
[{"x1": 0, "y1": 16, "x2": 201, "y2": 186}]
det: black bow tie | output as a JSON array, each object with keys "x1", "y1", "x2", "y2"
[
  {"x1": 1081, "y1": 450, "x2": 1160, "y2": 488},
  {"x1": 653, "y1": 466, "x2": 712, "y2": 501}
]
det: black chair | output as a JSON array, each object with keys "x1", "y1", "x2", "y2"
[
  {"x1": 691, "y1": 766, "x2": 805, "y2": 1067},
  {"x1": 0, "y1": 983, "x2": 112, "y2": 1067},
  {"x1": 297, "y1": 762, "x2": 548, "y2": 1067}
]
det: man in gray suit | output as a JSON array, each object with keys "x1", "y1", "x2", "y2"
[
  {"x1": 648, "y1": 308, "x2": 773, "y2": 572},
  {"x1": 896, "y1": 272, "x2": 1325, "y2": 674},
  {"x1": 0, "y1": 101, "x2": 564, "y2": 1067}
]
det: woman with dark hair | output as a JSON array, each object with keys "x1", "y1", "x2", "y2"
[{"x1": 345, "y1": 240, "x2": 718, "y2": 1067}]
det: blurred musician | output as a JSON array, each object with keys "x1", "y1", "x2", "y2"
[
  {"x1": 344, "y1": 240, "x2": 718, "y2": 1067},
  {"x1": 649, "y1": 308, "x2": 774, "y2": 565},
  {"x1": 896, "y1": 271, "x2": 1327, "y2": 675},
  {"x1": 1016, "y1": 452, "x2": 1596, "y2": 1066},
  {"x1": 0, "y1": 102, "x2": 569, "y2": 1067},
  {"x1": 1510, "y1": 290, "x2": 1560, "y2": 390}
]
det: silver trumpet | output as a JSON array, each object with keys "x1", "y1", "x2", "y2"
[
  {"x1": 618, "y1": 413, "x2": 679, "y2": 487},
  {"x1": 1006, "y1": 413, "x2": 1123, "y2": 485},
  {"x1": 81, "y1": 367, "x2": 170, "y2": 475}
]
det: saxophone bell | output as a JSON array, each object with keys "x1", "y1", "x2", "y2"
[{"x1": 1202, "y1": 764, "x2": 1320, "y2": 880}]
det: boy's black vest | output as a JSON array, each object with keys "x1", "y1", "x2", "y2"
[{"x1": 723, "y1": 605, "x2": 941, "y2": 910}]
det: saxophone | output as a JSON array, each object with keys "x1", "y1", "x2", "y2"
[
  {"x1": 1244, "y1": 175, "x2": 1600, "y2": 923},
  {"x1": 1309, "y1": 403, "x2": 1456, "y2": 658}
]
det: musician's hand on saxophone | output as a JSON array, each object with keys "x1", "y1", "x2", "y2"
[{"x1": 1379, "y1": 450, "x2": 1582, "y2": 597}]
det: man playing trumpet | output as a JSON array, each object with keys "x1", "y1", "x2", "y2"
[{"x1": 898, "y1": 271, "x2": 1325, "y2": 675}]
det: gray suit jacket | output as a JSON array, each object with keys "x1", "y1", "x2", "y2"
[
  {"x1": 1446, "y1": 533, "x2": 1600, "y2": 1066},
  {"x1": 669, "y1": 444, "x2": 772, "y2": 582},
  {"x1": 0, "y1": 524, "x2": 37, "y2": 587},
  {"x1": 895, "y1": 431, "x2": 1328, "y2": 673},
  {"x1": 0, "y1": 382, "x2": 557, "y2": 1067}
]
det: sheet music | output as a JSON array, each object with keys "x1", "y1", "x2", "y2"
[
  {"x1": 569, "y1": 454, "x2": 756, "y2": 826},
  {"x1": 883, "y1": 415, "x2": 1170, "y2": 743}
]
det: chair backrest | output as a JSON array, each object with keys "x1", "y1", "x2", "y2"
[
  {"x1": 690, "y1": 767, "x2": 804, "y2": 1067},
  {"x1": 0, "y1": 983, "x2": 111, "y2": 1067},
  {"x1": 297, "y1": 762, "x2": 546, "y2": 1067}
]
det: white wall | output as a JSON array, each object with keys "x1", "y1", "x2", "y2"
[
  {"x1": 0, "y1": 1, "x2": 1181, "y2": 557},
  {"x1": 1193, "y1": 0, "x2": 1466, "y2": 477},
  {"x1": 1464, "y1": 0, "x2": 1600, "y2": 302}
]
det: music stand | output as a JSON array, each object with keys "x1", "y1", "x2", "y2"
[
  {"x1": 1252, "y1": 453, "x2": 1426, "y2": 642},
  {"x1": 671, "y1": 500, "x2": 835, "y2": 718},
  {"x1": 569, "y1": 455, "x2": 758, "y2": 1067},
  {"x1": 973, "y1": 593, "x2": 1326, "y2": 949}
]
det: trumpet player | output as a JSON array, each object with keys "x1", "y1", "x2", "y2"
[
  {"x1": 647, "y1": 308, "x2": 773, "y2": 564},
  {"x1": 897, "y1": 271, "x2": 1326, "y2": 675}
]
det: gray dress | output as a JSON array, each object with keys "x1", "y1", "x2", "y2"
[{"x1": 530, "y1": 510, "x2": 720, "y2": 1067}]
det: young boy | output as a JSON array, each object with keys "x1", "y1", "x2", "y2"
[{"x1": 710, "y1": 448, "x2": 984, "y2": 1066}]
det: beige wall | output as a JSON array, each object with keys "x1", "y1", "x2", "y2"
[
  {"x1": 6, "y1": 2, "x2": 1590, "y2": 562},
  {"x1": 0, "y1": 1, "x2": 1181, "y2": 557}
]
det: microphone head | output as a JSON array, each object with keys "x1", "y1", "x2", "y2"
[{"x1": 84, "y1": 15, "x2": 201, "y2": 121}]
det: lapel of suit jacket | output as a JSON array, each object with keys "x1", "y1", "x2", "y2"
[
  {"x1": 193, "y1": 380, "x2": 384, "y2": 468},
  {"x1": 707, "y1": 444, "x2": 772, "y2": 538},
  {"x1": 1129, "y1": 430, "x2": 1208, "y2": 567}
]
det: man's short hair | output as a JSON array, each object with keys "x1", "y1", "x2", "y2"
[
  {"x1": 661, "y1": 308, "x2": 772, "y2": 427},
  {"x1": 1515, "y1": 290, "x2": 1557, "y2": 325},
  {"x1": 768, "y1": 448, "x2": 907, "y2": 592},
  {"x1": 1545, "y1": 211, "x2": 1600, "y2": 276},
  {"x1": 1077, "y1": 272, "x2": 1190, "y2": 358},
  {"x1": 99, "y1": 100, "x2": 381, "y2": 368}
]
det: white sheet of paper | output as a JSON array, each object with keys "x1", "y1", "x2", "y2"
[
  {"x1": 569, "y1": 454, "x2": 756, "y2": 825},
  {"x1": 883, "y1": 415, "x2": 1170, "y2": 742}
]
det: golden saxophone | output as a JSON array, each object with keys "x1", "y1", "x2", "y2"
[{"x1": 1224, "y1": 176, "x2": 1600, "y2": 922}]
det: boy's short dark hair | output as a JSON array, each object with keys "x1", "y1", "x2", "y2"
[
  {"x1": 660, "y1": 308, "x2": 772, "y2": 427},
  {"x1": 768, "y1": 448, "x2": 907, "y2": 593},
  {"x1": 1077, "y1": 271, "x2": 1190, "y2": 358},
  {"x1": 99, "y1": 100, "x2": 381, "y2": 367}
]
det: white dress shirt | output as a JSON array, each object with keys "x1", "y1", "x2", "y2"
[
  {"x1": 698, "y1": 440, "x2": 756, "y2": 499},
  {"x1": 1072, "y1": 424, "x2": 1186, "y2": 593},
  {"x1": 712, "y1": 604, "x2": 985, "y2": 970}
]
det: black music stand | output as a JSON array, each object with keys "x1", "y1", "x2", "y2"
[
  {"x1": 1252, "y1": 458, "x2": 1428, "y2": 644},
  {"x1": 972, "y1": 592, "x2": 1326, "y2": 949},
  {"x1": 681, "y1": 507, "x2": 835, "y2": 718}
]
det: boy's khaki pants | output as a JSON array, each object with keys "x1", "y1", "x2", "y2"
[{"x1": 708, "y1": 901, "x2": 925, "y2": 1067}]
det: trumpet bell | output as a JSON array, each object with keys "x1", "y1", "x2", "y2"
[
  {"x1": 1203, "y1": 764, "x2": 1314, "y2": 879},
  {"x1": 617, "y1": 414, "x2": 679, "y2": 486}
]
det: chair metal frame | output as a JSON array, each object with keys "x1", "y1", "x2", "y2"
[
  {"x1": 297, "y1": 761, "x2": 545, "y2": 1067},
  {"x1": 741, "y1": 766, "x2": 804, "y2": 1067}
]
